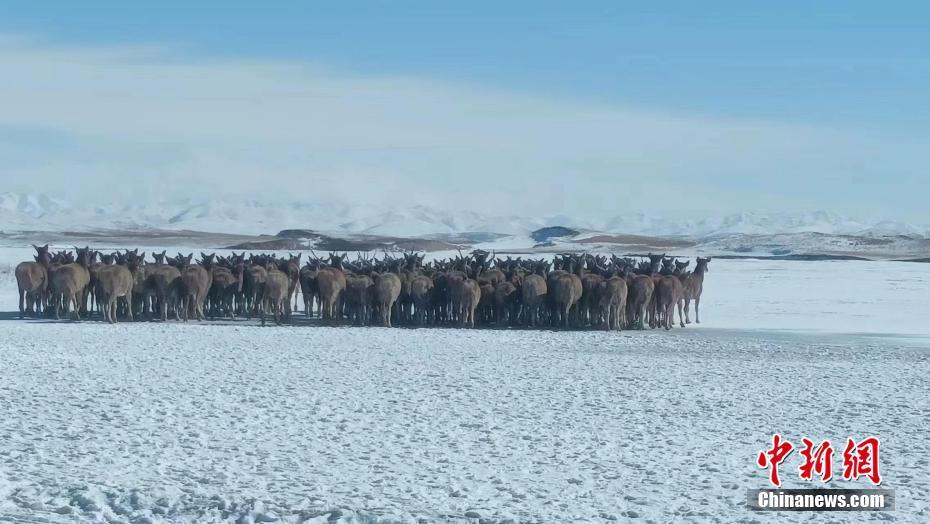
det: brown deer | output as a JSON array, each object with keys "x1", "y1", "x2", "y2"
[
  {"x1": 15, "y1": 244, "x2": 51, "y2": 318},
  {"x1": 145, "y1": 262, "x2": 182, "y2": 321},
  {"x1": 654, "y1": 275, "x2": 685, "y2": 330},
  {"x1": 126, "y1": 251, "x2": 148, "y2": 319},
  {"x1": 344, "y1": 273, "x2": 374, "y2": 325},
  {"x1": 626, "y1": 274, "x2": 655, "y2": 330},
  {"x1": 372, "y1": 272, "x2": 402, "y2": 327},
  {"x1": 210, "y1": 265, "x2": 240, "y2": 319},
  {"x1": 94, "y1": 264, "x2": 134, "y2": 323},
  {"x1": 285, "y1": 253, "x2": 302, "y2": 317},
  {"x1": 49, "y1": 247, "x2": 92, "y2": 320},
  {"x1": 521, "y1": 262, "x2": 549, "y2": 327},
  {"x1": 451, "y1": 277, "x2": 481, "y2": 328},
  {"x1": 682, "y1": 257, "x2": 710, "y2": 324},
  {"x1": 549, "y1": 256, "x2": 583, "y2": 328},
  {"x1": 243, "y1": 262, "x2": 268, "y2": 319},
  {"x1": 177, "y1": 253, "x2": 211, "y2": 321},
  {"x1": 316, "y1": 253, "x2": 347, "y2": 323},
  {"x1": 598, "y1": 276, "x2": 628, "y2": 331},
  {"x1": 299, "y1": 259, "x2": 321, "y2": 318},
  {"x1": 410, "y1": 274, "x2": 434, "y2": 325},
  {"x1": 493, "y1": 280, "x2": 519, "y2": 325},
  {"x1": 261, "y1": 262, "x2": 291, "y2": 326}
]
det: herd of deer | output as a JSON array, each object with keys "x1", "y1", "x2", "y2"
[{"x1": 14, "y1": 245, "x2": 710, "y2": 330}]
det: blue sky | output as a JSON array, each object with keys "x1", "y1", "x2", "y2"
[{"x1": 0, "y1": 1, "x2": 927, "y2": 222}]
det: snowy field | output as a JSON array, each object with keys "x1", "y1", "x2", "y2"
[{"x1": 1, "y1": 247, "x2": 929, "y2": 522}]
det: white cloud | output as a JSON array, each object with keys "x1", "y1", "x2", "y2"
[{"x1": 0, "y1": 35, "x2": 925, "y2": 222}]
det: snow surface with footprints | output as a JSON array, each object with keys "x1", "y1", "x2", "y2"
[
  {"x1": 0, "y1": 254, "x2": 929, "y2": 522},
  {"x1": 0, "y1": 324, "x2": 928, "y2": 523}
]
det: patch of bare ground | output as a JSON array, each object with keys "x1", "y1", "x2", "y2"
[
  {"x1": 0, "y1": 229, "x2": 269, "y2": 248},
  {"x1": 226, "y1": 234, "x2": 464, "y2": 252},
  {"x1": 573, "y1": 234, "x2": 696, "y2": 248}
]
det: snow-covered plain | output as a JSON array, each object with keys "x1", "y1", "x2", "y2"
[{"x1": 0, "y1": 248, "x2": 928, "y2": 522}]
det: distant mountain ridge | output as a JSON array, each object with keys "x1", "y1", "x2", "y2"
[{"x1": 0, "y1": 192, "x2": 925, "y2": 239}]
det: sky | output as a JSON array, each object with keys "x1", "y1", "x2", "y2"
[{"x1": 0, "y1": 1, "x2": 928, "y2": 223}]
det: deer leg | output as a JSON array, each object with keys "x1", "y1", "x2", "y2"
[
  {"x1": 18, "y1": 287, "x2": 25, "y2": 319},
  {"x1": 71, "y1": 293, "x2": 81, "y2": 321},
  {"x1": 695, "y1": 297, "x2": 701, "y2": 324},
  {"x1": 322, "y1": 297, "x2": 330, "y2": 321},
  {"x1": 678, "y1": 299, "x2": 685, "y2": 328}
]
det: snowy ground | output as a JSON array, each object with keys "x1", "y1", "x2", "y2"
[{"x1": 1, "y1": 247, "x2": 928, "y2": 522}]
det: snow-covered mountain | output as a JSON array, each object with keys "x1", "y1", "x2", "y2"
[
  {"x1": 603, "y1": 211, "x2": 878, "y2": 238},
  {"x1": 0, "y1": 192, "x2": 926, "y2": 239}
]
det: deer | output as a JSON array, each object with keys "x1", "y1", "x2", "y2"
[
  {"x1": 493, "y1": 280, "x2": 519, "y2": 326},
  {"x1": 626, "y1": 273, "x2": 655, "y2": 330},
  {"x1": 299, "y1": 259, "x2": 321, "y2": 318},
  {"x1": 49, "y1": 246, "x2": 93, "y2": 320},
  {"x1": 682, "y1": 257, "x2": 711, "y2": 324},
  {"x1": 654, "y1": 274, "x2": 685, "y2": 330},
  {"x1": 284, "y1": 253, "x2": 302, "y2": 318},
  {"x1": 577, "y1": 254, "x2": 606, "y2": 327},
  {"x1": 598, "y1": 276, "x2": 628, "y2": 331},
  {"x1": 410, "y1": 273, "x2": 434, "y2": 325},
  {"x1": 549, "y1": 255, "x2": 583, "y2": 328},
  {"x1": 209, "y1": 259, "x2": 241, "y2": 319},
  {"x1": 521, "y1": 261, "x2": 549, "y2": 328},
  {"x1": 94, "y1": 262, "x2": 134, "y2": 324},
  {"x1": 344, "y1": 273, "x2": 374, "y2": 326},
  {"x1": 174, "y1": 253, "x2": 211, "y2": 321},
  {"x1": 316, "y1": 253, "x2": 347, "y2": 323},
  {"x1": 451, "y1": 276, "x2": 481, "y2": 328},
  {"x1": 15, "y1": 244, "x2": 51, "y2": 319},
  {"x1": 372, "y1": 271, "x2": 402, "y2": 327},
  {"x1": 144, "y1": 255, "x2": 182, "y2": 322},
  {"x1": 261, "y1": 260, "x2": 291, "y2": 326},
  {"x1": 125, "y1": 251, "x2": 148, "y2": 319}
]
